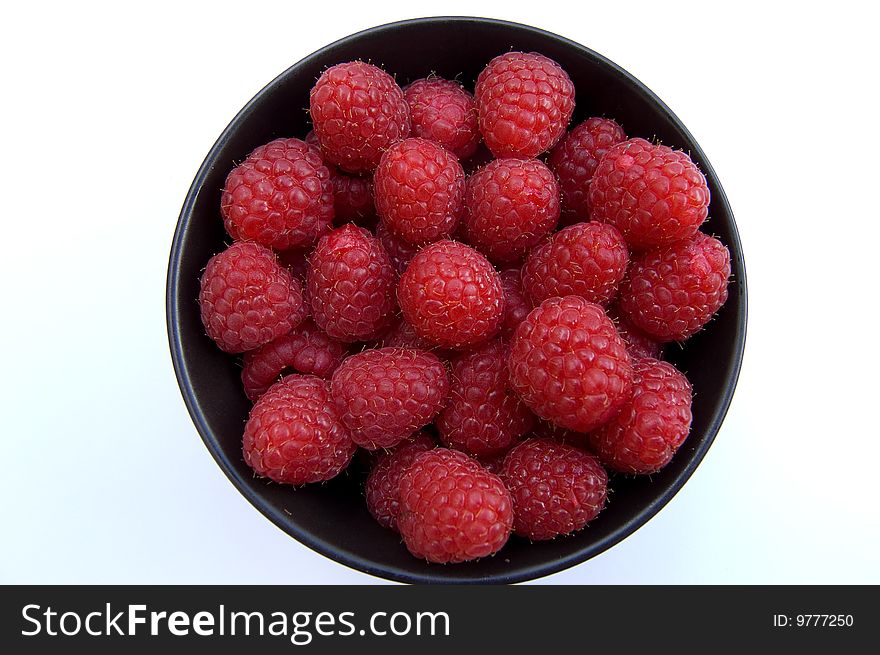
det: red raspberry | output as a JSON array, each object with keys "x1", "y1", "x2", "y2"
[
  {"x1": 307, "y1": 224, "x2": 397, "y2": 342},
  {"x1": 365, "y1": 431, "x2": 435, "y2": 531},
  {"x1": 241, "y1": 319, "x2": 348, "y2": 401},
  {"x1": 398, "y1": 240, "x2": 504, "y2": 349},
  {"x1": 374, "y1": 138, "x2": 465, "y2": 245},
  {"x1": 328, "y1": 166, "x2": 376, "y2": 226},
  {"x1": 548, "y1": 117, "x2": 627, "y2": 225},
  {"x1": 619, "y1": 232, "x2": 731, "y2": 342},
  {"x1": 499, "y1": 267, "x2": 530, "y2": 340},
  {"x1": 463, "y1": 158, "x2": 560, "y2": 263},
  {"x1": 589, "y1": 138, "x2": 710, "y2": 249},
  {"x1": 199, "y1": 242, "x2": 306, "y2": 353},
  {"x1": 330, "y1": 348, "x2": 449, "y2": 450},
  {"x1": 398, "y1": 448, "x2": 513, "y2": 563},
  {"x1": 509, "y1": 296, "x2": 633, "y2": 432},
  {"x1": 242, "y1": 375, "x2": 356, "y2": 485},
  {"x1": 475, "y1": 52, "x2": 575, "y2": 158},
  {"x1": 375, "y1": 221, "x2": 420, "y2": 275},
  {"x1": 477, "y1": 453, "x2": 507, "y2": 476},
  {"x1": 588, "y1": 358, "x2": 692, "y2": 474},
  {"x1": 309, "y1": 61, "x2": 410, "y2": 173},
  {"x1": 521, "y1": 222, "x2": 629, "y2": 306},
  {"x1": 404, "y1": 78, "x2": 480, "y2": 159},
  {"x1": 221, "y1": 138, "x2": 333, "y2": 250},
  {"x1": 606, "y1": 303, "x2": 663, "y2": 360},
  {"x1": 501, "y1": 438, "x2": 607, "y2": 540},
  {"x1": 436, "y1": 338, "x2": 534, "y2": 458}
]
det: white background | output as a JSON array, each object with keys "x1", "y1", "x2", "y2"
[{"x1": 1, "y1": 0, "x2": 878, "y2": 584}]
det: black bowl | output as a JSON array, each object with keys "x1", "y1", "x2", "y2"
[{"x1": 167, "y1": 17, "x2": 747, "y2": 584}]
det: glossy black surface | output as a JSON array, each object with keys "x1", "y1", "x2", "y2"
[{"x1": 167, "y1": 17, "x2": 747, "y2": 583}]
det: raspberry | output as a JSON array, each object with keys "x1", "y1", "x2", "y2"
[
  {"x1": 199, "y1": 242, "x2": 306, "y2": 353},
  {"x1": 309, "y1": 61, "x2": 410, "y2": 173},
  {"x1": 475, "y1": 52, "x2": 575, "y2": 158},
  {"x1": 477, "y1": 453, "x2": 507, "y2": 476},
  {"x1": 398, "y1": 240, "x2": 504, "y2": 349},
  {"x1": 307, "y1": 224, "x2": 397, "y2": 342},
  {"x1": 501, "y1": 438, "x2": 607, "y2": 540},
  {"x1": 328, "y1": 166, "x2": 376, "y2": 225},
  {"x1": 365, "y1": 431, "x2": 435, "y2": 531},
  {"x1": 463, "y1": 158, "x2": 560, "y2": 263},
  {"x1": 606, "y1": 303, "x2": 663, "y2": 360},
  {"x1": 330, "y1": 348, "x2": 449, "y2": 450},
  {"x1": 242, "y1": 375, "x2": 356, "y2": 485},
  {"x1": 499, "y1": 267, "x2": 530, "y2": 340},
  {"x1": 589, "y1": 138, "x2": 710, "y2": 249},
  {"x1": 436, "y1": 338, "x2": 534, "y2": 458},
  {"x1": 221, "y1": 138, "x2": 333, "y2": 250},
  {"x1": 588, "y1": 358, "x2": 692, "y2": 474},
  {"x1": 404, "y1": 78, "x2": 480, "y2": 159},
  {"x1": 374, "y1": 138, "x2": 465, "y2": 245},
  {"x1": 398, "y1": 448, "x2": 513, "y2": 563},
  {"x1": 618, "y1": 232, "x2": 731, "y2": 342},
  {"x1": 509, "y1": 296, "x2": 633, "y2": 432},
  {"x1": 547, "y1": 117, "x2": 627, "y2": 225},
  {"x1": 241, "y1": 319, "x2": 348, "y2": 401},
  {"x1": 375, "y1": 221, "x2": 420, "y2": 275},
  {"x1": 521, "y1": 222, "x2": 629, "y2": 306}
]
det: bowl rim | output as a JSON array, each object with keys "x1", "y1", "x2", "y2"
[{"x1": 166, "y1": 15, "x2": 748, "y2": 584}]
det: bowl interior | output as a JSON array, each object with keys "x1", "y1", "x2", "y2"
[{"x1": 168, "y1": 17, "x2": 746, "y2": 583}]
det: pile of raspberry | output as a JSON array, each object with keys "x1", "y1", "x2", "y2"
[{"x1": 198, "y1": 52, "x2": 731, "y2": 564}]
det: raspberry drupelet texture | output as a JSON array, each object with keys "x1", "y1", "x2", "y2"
[
  {"x1": 365, "y1": 431, "x2": 435, "y2": 531},
  {"x1": 589, "y1": 138, "x2": 710, "y2": 250},
  {"x1": 436, "y1": 338, "x2": 535, "y2": 458},
  {"x1": 221, "y1": 138, "x2": 334, "y2": 250},
  {"x1": 588, "y1": 358, "x2": 692, "y2": 474},
  {"x1": 509, "y1": 296, "x2": 633, "y2": 433},
  {"x1": 375, "y1": 221, "x2": 421, "y2": 275},
  {"x1": 618, "y1": 232, "x2": 731, "y2": 342},
  {"x1": 309, "y1": 61, "x2": 411, "y2": 173},
  {"x1": 404, "y1": 78, "x2": 481, "y2": 159},
  {"x1": 374, "y1": 138, "x2": 466, "y2": 246},
  {"x1": 499, "y1": 267, "x2": 531, "y2": 340},
  {"x1": 330, "y1": 347, "x2": 450, "y2": 450},
  {"x1": 199, "y1": 242, "x2": 307, "y2": 353},
  {"x1": 241, "y1": 319, "x2": 348, "y2": 401},
  {"x1": 501, "y1": 438, "x2": 608, "y2": 540},
  {"x1": 475, "y1": 51, "x2": 575, "y2": 158},
  {"x1": 548, "y1": 117, "x2": 627, "y2": 225},
  {"x1": 463, "y1": 158, "x2": 560, "y2": 264},
  {"x1": 606, "y1": 303, "x2": 663, "y2": 360},
  {"x1": 522, "y1": 222, "x2": 629, "y2": 306},
  {"x1": 398, "y1": 240, "x2": 504, "y2": 349},
  {"x1": 242, "y1": 375, "x2": 356, "y2": 485},
  {"x1": 307, "y1": 224, "x2": 397, "y2": 342},
  {"x1": 398, "y1": 448, "x2": 513, "y2": 563}
]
